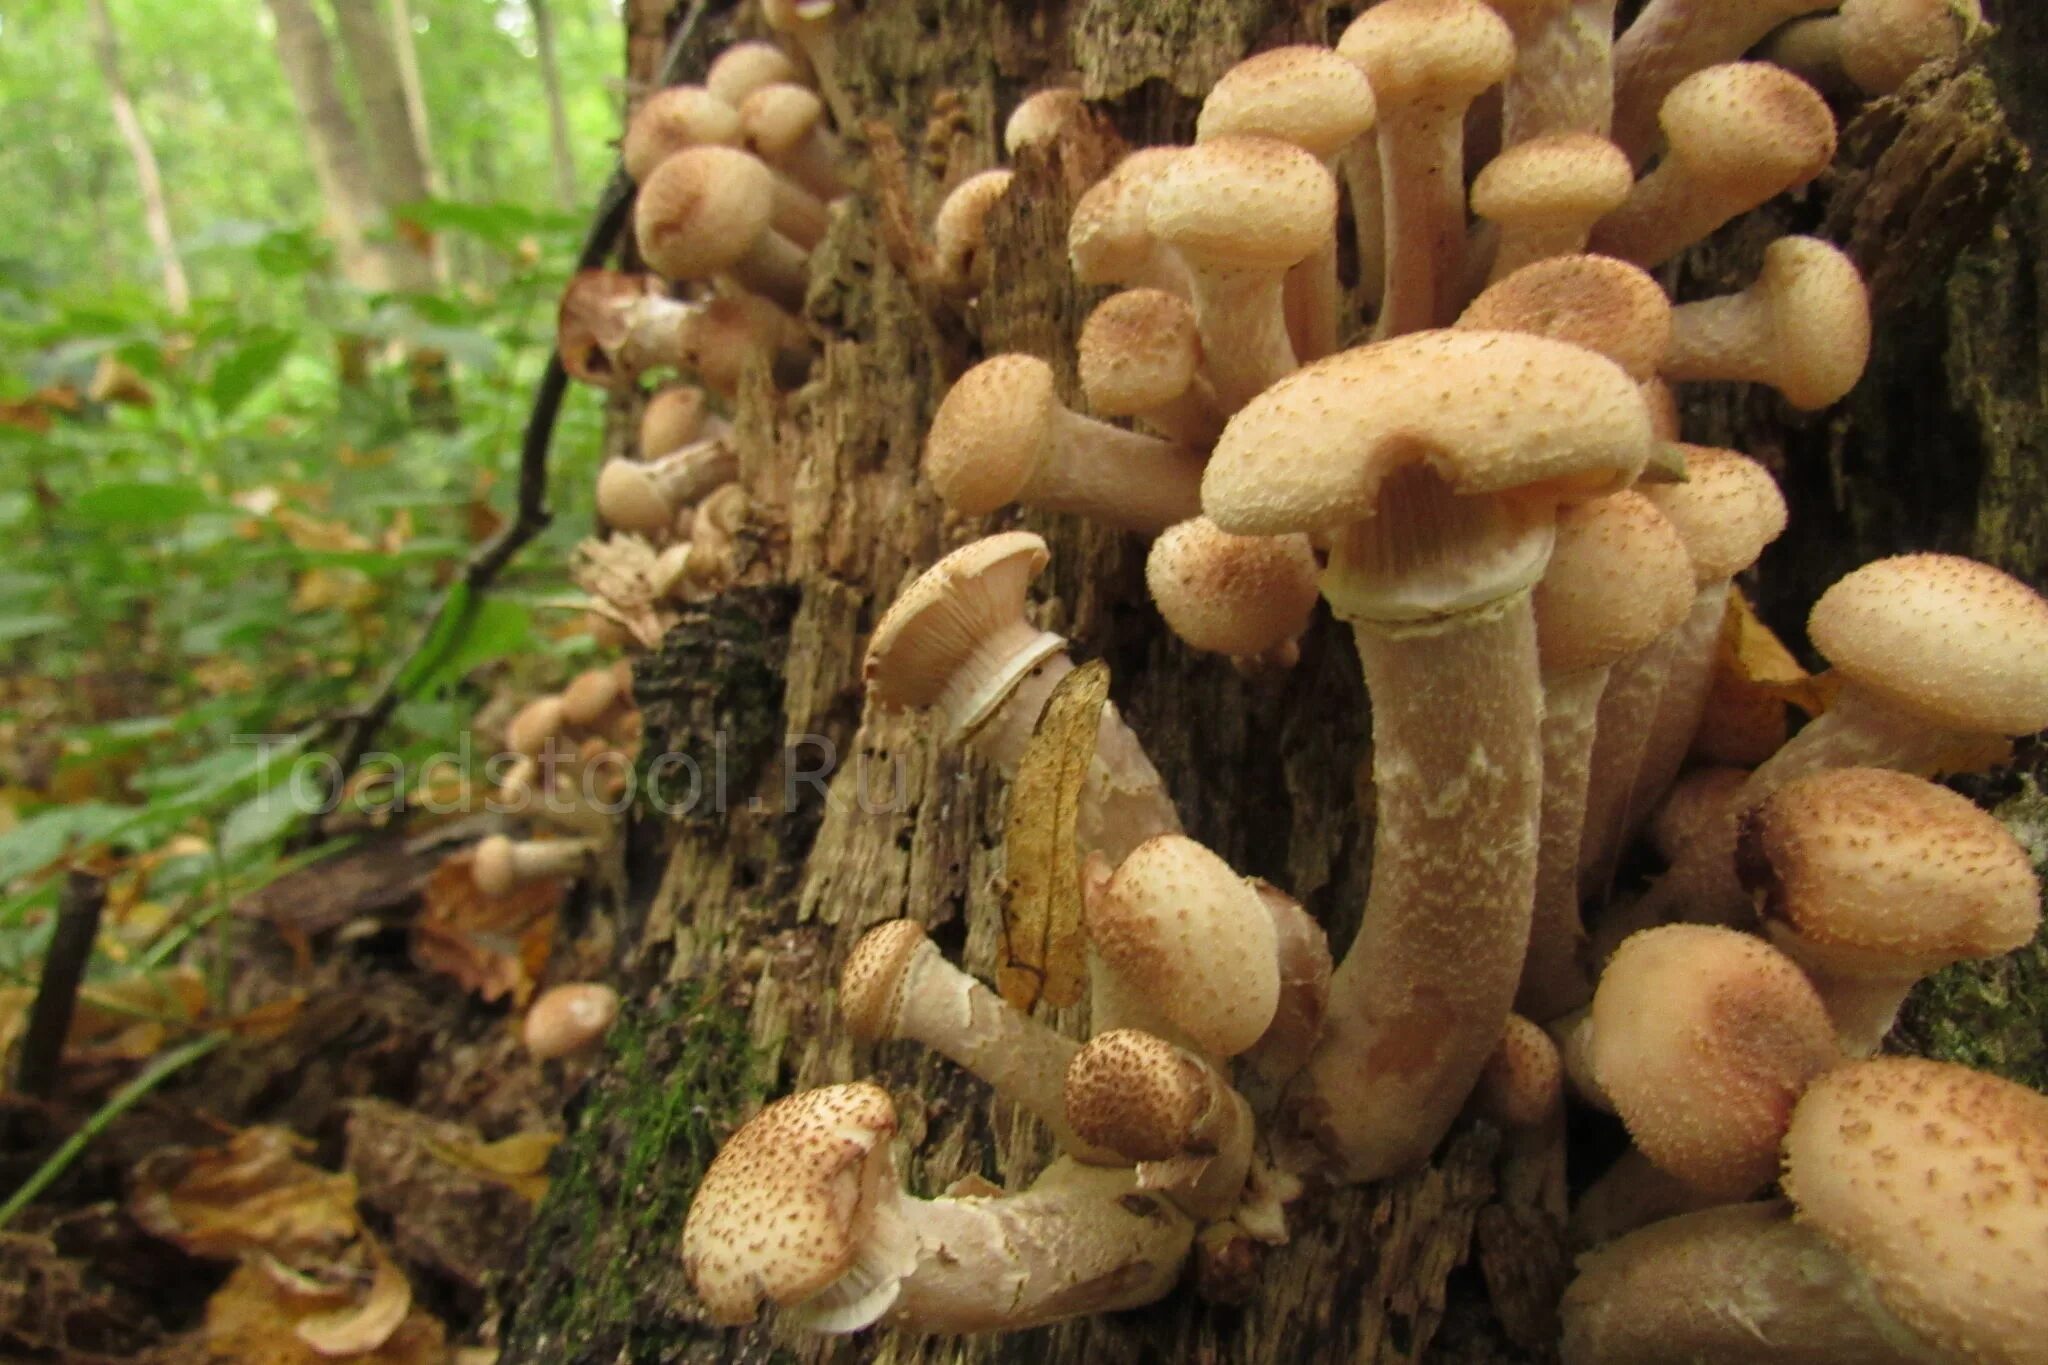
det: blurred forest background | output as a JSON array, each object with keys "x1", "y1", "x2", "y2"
[{"x1": 0, "y1": 0, "x2": 626, "y2": 974}]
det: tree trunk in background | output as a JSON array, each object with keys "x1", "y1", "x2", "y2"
[
  {"x1": 326, "y1": 0, "x2": 440, "y2": 290},
  {"x1": 528, "y1": 0, "x2": 580, "y2": 210},
  {"x1": 86, "y1": 0, "x2": 190, "y2": 314},
  {"x1": 499, "y1": 3, "x2": 2045, "y2": 1363},
  {"x1": 264, "y1": 0, "x2": 402, "y2": 292},
  {"x1": 386, "y1": 0, "x2": 443, "y2": 203}
]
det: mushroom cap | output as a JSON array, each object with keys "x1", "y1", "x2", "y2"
[
  {"x1": 1533, "y1": 490, "x2": 1696, "y2": 674},
  {"x1": 1658, "y1": 63, "x2": 1836, "y2": 196},
  {"x1": 1004, "y1": 87, "x2": 1087, "y2": 155},
  {"x1": 738, "y1": 82, "x2": 825, "y2": 161},
  {"x1": 557, "y1": 270, "x2": 665, "y2": 386},
  {"x1": 932, "y1": 170, "x2": 1015, "y2": 287},
  {"x1": 705, "y1": 41, "x2": 803, "y2": 107},
  {"x1": 923, "y1": 354, "x2": 1060, "y2": 515},
  {"x1": 862, "y1": 531, "x2": 1065, "y2": 716},
  {"x1": 1840, "y1": 0, "x2": 1981, "y2": 95},
  {"x1": 1742, "y1": 236, "x2": 1872, "y2": 410},
  {"x1": 1739, "y1": 767, "x2": 2040, "y2": 980},
  {"x1": 1195, "y1": 46, "x2": 1377, "y2": 159},
  {"x1": 640, "y1": 385, "x2": 709, "y2": 456},
  {"x1": 1458, "y1": 254, "x2": 1674, "y2": 383},
  {"x1": 681, "y1": 1082, "x2": 899, "y2": 1326},
  {"x1": 1078, "y1": 289, "x2": 1202, "y2": 417},
  {"x1": 1068, "y1": 147, "x2": 1183, "y2": 286},
  {"x1": 622, "y1": 86, "x2": 742, "y2": 183},
  {"x1": 1474, "y1": 1013, "x2": 1564, "y2": 1130},
  {"x1": 1591, "y1": 924, "x2": 1840, "y2": 1197},
  {"x1": 1146, "y1": 136, "x2": 1336, "y2": 274},
  {"x1": 838, "y1": 919, "x2": 928, "y2": 1040},
  {"x1": 472, "y1": 834, "x2": 519, "y2": 899},
  {"x1": 595, "y1": 458, "x2": 676, "y2": 536},
  {"x1": 1469, "y1": 134, "x2": 1634, "y2": 237},
  {"x1": 1336, "y1": 0, "x2": 1516, "y2": 108},
  {"x1": 1807, "y1": 553, "x2": 2048, "y2": 736},
  {"x1": 1086, "y1": 834, "x2": 1281, "y2": 1057},
  {"x1": 561, "y1": 666, "x2": 626, "y2": 728},
  {"x1": 506, "y1": 695, "x2": 568, "y2": 759},
  {"x1": 1640, "y1": 446, "x2": 1787, "y2": 585},
  {"x1": 523, "y1": 982, "x2": 620, "y2": 1060},
  {"x1": 1783, "y1": 1057, "x2": 2048, "y2": 1365},
  {"x1": 635, "y1": 146, "x2": 776, "y2": 281},
  {"x1": 1202, "y1": 330, "x2": 1653, "y2": 536},
  {"x1": 1146, "y1": 518, "x2": 1321, "y2": 659},
  {"x1": 1648, "y1": 765, "x2": 1751, "y2": 866},
  {"x1": 1064, "y1": 1029, "x2": 1210, "y2": 1161}
]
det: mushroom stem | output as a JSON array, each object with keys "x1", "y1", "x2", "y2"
[
  {"x1": 1560, "y1": 1202, "x2": 1946, "y2": 1364},
  {"x1": 1374, "y1": 102, "x2": 1473, "y2": 337},
  {"x1": 1567, "y1": 1146, "x2": 1731, "y2": 1248},
  {"x1": 1576, "y1": 633, "x2": 1674, "y2": 898},
  {"x1": 1520, "y1": 666, "x2": 1607, "y2": 1020},
  {"x1": 1184, "y1": 270, "x2": 1300, "y2": 413},
  {"x1": 1500, "y1": 0, "x2": 1620, "y2": 146},
  {"x1": 1610, "y1": 0, "x2": 1836, "y2": 167}
]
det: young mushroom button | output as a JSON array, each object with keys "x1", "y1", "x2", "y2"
[{"x1": 1662, "y1": 235, "x2": 1872, "y2": 411}]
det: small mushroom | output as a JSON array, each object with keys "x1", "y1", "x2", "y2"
[
  {"x1": 738, "y1": 82, "x2": 846, "y2": 202},
  {"x1": 634, "y1": 146, "x2": 819, "y2": 308},
  {"x1": 1610, "y1": 0, "x2": 1837, "y2": 165},
  {"x1": 1661, "y1": 235, "x2": 1871, "y2": 411},
  {"x1": 1761, "y1": 0, "x2": 1982, "y2": 97},
  {"x1": 931, "y1": 169, "x2": 1014, "y2": 298},
  {"x1": 1077, "y1": 289, "x2": 1224, "y2": 448},
  {"x1": 1145, "y1": 517, "x2": 1320, "y2": 669},
  {"x1": 595, "y1": 438, "x2": 739, "y2": 538},
  {"x1": 522, "y1": 982, "x2": 619, "y2": 1060},
  {"x1": 1468, "y1": 135, "x2": 1635, "y2": 287},
  {"x1": 1004, "y1": 87, "x2": 1089, "y2": 156},
  {"x1": 1065, "y1": 1029, "x2": 1258, "y2": 1222},
  {"x1": 1068, "y1": 148, "x2": 1197, "y2": 297},
  {"x1": 621, "y1": 85, "x2": 740, "y2": 183},
  {"x1": 472, "y1": 833, "x2": 598, "y2": 898}
]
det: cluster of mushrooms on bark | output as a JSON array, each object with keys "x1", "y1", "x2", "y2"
[{"x1": 527, "y1": 0, "x2": 2048, "y2": 1360}]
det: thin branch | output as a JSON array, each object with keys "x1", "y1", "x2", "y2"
[
  {"x1": 15, "y1": 871, "x2": 107, "y2": 1101},
  {"x1": 318, "y1": 0, "x2": 720, "y2": 805}
]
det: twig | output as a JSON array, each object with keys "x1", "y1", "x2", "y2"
[
  {"x1": 0, "y1": 1032, "x2": 224, "y2": 1232},
  {"x1": 318, "y1": 0, "x2": 722, "y2": 800},
  {"x1": 15, "y1": 870, "x2": 107, "y2": 1101}
]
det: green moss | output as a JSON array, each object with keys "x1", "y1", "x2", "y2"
[
  {"x1": 501, "y1": 977, "x2": 771, "y2": 1360},
  {"x1": 1893, "y1": 782, "x2": 2048, "y2": 1093}
]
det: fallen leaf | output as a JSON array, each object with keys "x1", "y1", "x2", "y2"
[
  {"x1": 272, "y1": 508, "x2": 369, "y2": 553},
  {"x1": 292, "y1": 568, "x2": 379, "y2": 614},
  {"x1": 292, "y1": 1242, "x2": 412, "y2": 1356},
  {"x1": 409, "y1": 853, "x2": 561, "y2": 1005},
  {"x1": 421, "y1": 1130, "x2": 559, "y2": 1205},
  {"x1": 1719, "y1": 589, "x2": 1838, "y2": 718},
  {"x1": 996, "y1": 659, "x2": 1109, "y2": 1012},
  {"x1": 129, "y1": 1127, "x2": 362, "y2": 1288},
  {"x1": 88, "y1": 354, "x2": 154, "y2": 406},
  {"x1": 194, "y1": 1261, "x2": 443, "y2": 1365}
]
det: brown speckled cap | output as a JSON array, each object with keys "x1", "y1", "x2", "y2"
[
  {"x1": 1533, "y1": 491, "x2": 1695, "y2": 675},
  {"x1": 1740, "y1": 767, "x2": 2040, "y2": 977},
  {"x1": 1064, "y1": 1028, "x2": 1211, "y2": 1161},
  {"x1": 1202, "y1": 330, "x2": 1652, "y2": 536},
  {"x1": 1004, "y1": 87, "x2": 1087, "y2": 155},
  {"x1": 523, "y1": 982, "x2": 619, "y2": 1060},
  {"x1": 1147, "y1": 135, "x2": 1336, "y2": 274},
  {"x1": 1458, "y1": 254, "x2": 1674, "y2": 383},
  {"x1": 1783, "y1": 1057, "x2": 2048, "y2": 1364},
  {"x1": 1078, "y1": 289, "x2": 1201, "y2": 419},
  {"x1": 837, "y1": 919, "x2": 928, "y2": 1041},
  {"x1": 705, "y1": 42, "x2": 802, "y2": 107},
  {"x1": 923, "y1": 355, "x2": 1060, "y2": 515},
  {"x1": 1337, "y1": 0, "x2": 1516, "y2": 108},
  {"x1": 1195, "y1": 46, "x2": 1377, "y2": 158},
  {"x1": 622, "y1": 86, "x2": 741, "y2": 183},
  {"x1": 1807, "y1": 553, "x2": 2048, "y2": 736},
  {"x1": 1665, "y1": 235, "x2": 1871, "y2": 411},
  {"x1": 1146, "y1": 517, "x2": 1320, "y2": 659},
  {"x1": 681, "y1": 1082, "x2": 899, "y2": 1325},
  {"x1": 1591, "y1": 924, "x2": 1840, "y2": 1197},
  {"x1": 635, "y1": 145, "x2": 777, "y2": 281},
  {"x1": 1640, "y1": 446, "x2": 1786, "y2": 585},
  {"x1": 932, "y1": 170, "x2": 1015, "y2": 289},
  {"x1": 1469, "y1": 135, "x2": 1634, "y2": 251},
  {"x1": 1068, "y1": 147, "x2": 1184, "y2": 287},
  {"x1": 737, "y1": 82, "x2": 825, "y2": 161}
]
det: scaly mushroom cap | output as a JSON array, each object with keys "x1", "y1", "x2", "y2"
[
  {"x1": 595, "y1": 459, "x2": 677, "y2": 536},
  {"x1": 1147, "y1": 136, "x2": 1336, "y2": 274},
  {"x1": 1807, "y1": 553, "x2": 2048, "y2": 736},
  {"x1": 1640, "y1": 446, "x2": 1787, "y2": 586},
  {"x1": 862, "y1": 532, "x2": 1065, "y2": 729},
  {"x1": 738, "y1": 82, "x2": 826, "y2": 162},
  {"x1": 1087, "y1": 835, "x2": 1281, "y2": 1057},
  {"x1": 1078, "y1": 289, "x2": 1202, "y2": 418},
  {"x1": 1004, "y1": 88, "x2": 1087, "y2": 155},
  {"x1": 1533, "y1": 491, "x2": 1696, "y2": 675},
  {"x1": 1747, "y1": 236, "x2": 1871, "y2": 410},
  {"x1": 923, "y1": 355, "x2": 1061, "y2": 515},
  {"x1": 1458, "y1": 255, "x2": 1675, "y2": 383},
  {"x1": 838, "y1": 919, "x2": 928, "y2": 1040},
  {"x1": 705, "y1": 41, "x2": 803, "y2": 107},
  {"x1": 1738, "y1": 767, "x2": 2040, "y2": 980},
  {"x1": 557, "y1": 270, "x2": 669, "y2": 385},
  {"x1": 505, "y1": 695, "x2": 567, "y2": 759},
  {"x1": 1469, "y1": 135, "x2": 1635, "y2": 246},
  {"x1": 681, "y1": 1082, "x2": 900, "y2": 1326},
  {"x1": 623, "y1": 86, "x2": 742, "y2": 182},
  {"x1": 1474, "y1": 1013, "x2": 1564, "y2": 1130},
  {"x1": 1064, "y1": 1029, "x2": 1210, "y2": 1161},
  {"x1": 1203, "y1": 330, "x2": 1653, "y2": 536},
  {"x1": 1648, "y1": 765, "x2": 1751, "y2": 866},
  {"x1": 523, "y1": 982, "x2": 620, "y2": 1060},
  {"x1": 1068, "y1": 148, "x2": 1184, "y2": 286},
  {"x1": 1195, "y1": 46, "x2": 1377, "y2": 159},
  {"x1": 1654, "y1": 62, "x2": 1835, "y2": 198},
  {"x1": 932, "y1": 170, "x2": 1015, "y2": 289},
  {"x1": 1840, "y1": 0, "x2": 1982, "y2": 95},
  {"x1": 1783, "y1": 1057, "x2": 2048, "y2": 1364},
  {"x1": 640, "y1": 385, "x2": 709, "y2": 455},
  {"x1": 1591, "y1": 924, "x2": 1840, "y2": 1197},
  {"x1": 635, "y1": 146, "x2": 777, "y2": 281},
  {"x1": 1336, "y1": 0, "x2": 1517, "y2": 109},
  {"x1": 1146, "y1": 517, "x2": 1321, "y2": 659}
]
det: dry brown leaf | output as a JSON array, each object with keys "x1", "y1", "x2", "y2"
[
  {"x1": 997, "y1": 659, "x2": 1109, "y2": 1012},
  {"x1": 292, "y1": 568, "x2": 379, "y2": 614},
  {"x1": 0, "y1": 966, "x2": 207, "y2": 1062},
  {"x1": 0, "y1": 386, "x2": 80, "y2": 433},
  {"x1": 129, "y1": 1127, "x2": 362, "y2": 1286},
  {"x1": 196, "y1": 1262, "x2": 443, "y2": 1365},
  {"x1": 420, "y1": 1130, "x2": 558, "y2": 1205},
  {"x1": 408, "y1": 854, "x2": 561, "y2": 1005},
  {"x1": 272, "y1": 507, "x2": 369, "y2": 553},
  {"x1": 1719, "y1": 589, "x2": 1839, "y2": 718},
  {"x1": 292, "y1": 1243, "x2": 412, "y2": 1356},
  {"x1": 88, "y1": 354, "x2": 154, "y2": 406}
]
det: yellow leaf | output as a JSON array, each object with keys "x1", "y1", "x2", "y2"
[
  {"x1": 1720, "y1": 589, "x2": 1838, "y2": 718},
  {"x1": 88, "y1": 354, "x2": 154, "y2": 406},
  {"x1": 129, "y1": 1127, "x2": 363, "y2": 1281},
  {"x1": 294, "y1": 1241, "x2": 412, "y2": 1356},
  {"x1": 292, "y1": 568, "x2": 378, "y2": 614},
  {"x1": 996, "y1": 660, "x2": 1109, "y2": 1012},
  {"x1": 421, "y1": 1130, "x2": 559, "y2": 1205},
  {"x1": 273, "y1": 507, "x2": 369, "y2": 553},
  {"x1": 198, "y1": 1261, "x2": 445, "y2": 1365}
]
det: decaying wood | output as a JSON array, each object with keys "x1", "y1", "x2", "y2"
[{"x1": 501, "y1": 3, "x2": 2048, "y2": 1363}]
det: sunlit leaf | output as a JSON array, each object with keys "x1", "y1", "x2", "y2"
[
  {"x1": 409, "y1": 852, "x2": 560, "y2": 1005},
  {"x1": 69, "y1": 479, "x2": 211, "y2": 527},
  {"x1": 210, "y1": 326, "x2": 297, "y2": 415},
  {"x1": 0, "y1": 612, "x2": 66, "y2": 645},
  {"x1": 997, "y1": 660, "x2": 1109, "y2": 1012}
]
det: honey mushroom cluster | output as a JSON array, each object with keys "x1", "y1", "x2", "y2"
[{"x1": 562, "y1": 2, "x2": 2048, "y2": 1353}]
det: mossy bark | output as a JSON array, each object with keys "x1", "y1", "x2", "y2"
[{"x1": 501, "y1": 3, "x2": 2048, "y2": 1362}]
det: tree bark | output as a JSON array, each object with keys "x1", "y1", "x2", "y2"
[
  {"x1": 499, "y1": 3, "x2": 2043, "y2": 1364},
  {"x1": 86, "y1": 0, "x2": 190, "y2": 314},
  {"x1": 386, "y1": 0, "x2": 443, "y2": 201},
  {"x1": 327, "y1": 0, "x2": 440, "y2": 290},
  {"x1": 528, "y1": 0, "x2": 580, "y2": 210}
]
